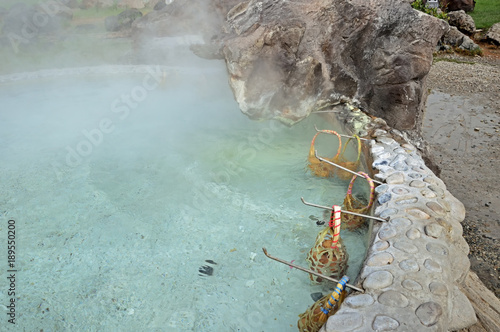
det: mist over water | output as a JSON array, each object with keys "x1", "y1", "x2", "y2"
[{"x1": 0, "y1": 1, "x2": 371, "y2": 330}]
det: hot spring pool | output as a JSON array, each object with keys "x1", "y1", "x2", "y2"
[{"x1": 0, "y1": 64, "x2": 371, "y2": 331}]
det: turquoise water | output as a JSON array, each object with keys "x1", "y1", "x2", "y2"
[{"x1": 0, "y1": 64, "x2": 370, "y2": 331}]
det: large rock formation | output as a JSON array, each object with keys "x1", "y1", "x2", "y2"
[
  {"x1": 486, "y1": 23, "x2": 500, "y2": 46},
  {"x1": 447, "y1": 10, "x2": 476, "y2": 34},
  {"x1": 221, "y1": 0, "x2": 447, "y2": 133},
  {"x1": 132, "y1": 0, "x2": 447, "y2": 135}
]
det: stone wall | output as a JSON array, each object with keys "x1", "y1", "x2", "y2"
[{"x1": 316, "y1": 105, "x2": 477, "y2": 331}]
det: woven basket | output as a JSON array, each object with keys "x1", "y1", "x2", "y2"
[
  {"x1": 298, "y1": 276, "x2": 349, "y2": 332},
  {"x1": 341, "y1": 172, "x2": 375, "y2": 231},
  {"x1": 308, "y1": 130, "x2": 342, "y2": 177},
  {"x1": 336, "y1": 135, "x2": 361, "y2": 180},
  {"x1": 306, "y1": 206, "x2": 348, "y2": 284}
]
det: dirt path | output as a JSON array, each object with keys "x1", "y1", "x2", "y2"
[{"x1": 423, "y1": 50, "x2": 500, "y2": 298}]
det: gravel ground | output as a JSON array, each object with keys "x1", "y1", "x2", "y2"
[{"x1": 423, "y1": 47, "x2": 500, "y2": 298}]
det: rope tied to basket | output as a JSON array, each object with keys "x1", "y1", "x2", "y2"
[
  {"x1": 319, "y1": 275, "x2": 349, "y2": 320},
  {"x1": 298, "y1": 275, "x2": 350, "y2": 332},
  {"x1": 306, "y1": 204, "x2": 348, "y2": 284},
  {"x1": 329, "y1": 205, "x2": 342, "y2": 249}
]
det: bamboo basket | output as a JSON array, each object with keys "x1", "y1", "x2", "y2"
[
  {"x1": 306, "y1": 205, "x2": 348, "y2": 284},
  {"x1": 298, "y1": 275, "x2": 350, "y2": 332},
  {"x1": 341, "y1": 171, "x2": 375, "y2": 231},
  {"x1": 308, "y1": 130, "x2": 342, "y2": 178}
]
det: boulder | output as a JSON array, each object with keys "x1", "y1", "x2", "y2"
[
  {"x1": 132, "y1": 0, "x2": 447, "y2": 133},
  {"x1": 441, "y1": 26, "x2": 466, "y2": 47},
  {"x1": 459, "y1": 35, "x2": 481, "y2": 52},
  {"x1": 447, "y1": 10, "x2": 475, "y2": 34},
  {"x1": 486, "y1": 23, "x2": 500, "y2": 46},
  {"x1": 221, "y1": 0, "x2": 447, "y2": 132},
  {"x1": 440, "y1": 0, "x2": 475, "y2": 12},
  {"x1": 439, "y1": 26, "x2": 480, "y2": 52}
]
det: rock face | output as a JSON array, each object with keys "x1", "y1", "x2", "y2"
[
  {"x1": 440, "y1": 0, "x2": 476, "y2": 12},
  {"x1": 486, "y1": 23, "x2": 500, "y2": 45},
  {"x1": 132, "y1": 0, "x2": 447, "y2": 134},
  {"x1": 447, "y1": 10, "x2": 476, "y2": 34},
  {"x1": 221, "y1": 0, "x2": 447, "y2": 132}
]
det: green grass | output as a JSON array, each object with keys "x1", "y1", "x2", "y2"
[
  {"x1": 73, "y1": 7, "x2": 123, "y2": 20},
  {"x1": 433, "y1": 57, "x2": 476, "y2": 65},
  {"x1": 469, "y1": 0, "x2": 500, "y2": 29}
]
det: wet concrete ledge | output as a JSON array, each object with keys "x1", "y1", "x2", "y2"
[{"x1": 318, "y1": 106, "x2": 477, "y2": 332}]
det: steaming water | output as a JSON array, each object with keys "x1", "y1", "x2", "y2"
[{"x1": 0, "y1": 63, "x2": 370, "y2": 331}]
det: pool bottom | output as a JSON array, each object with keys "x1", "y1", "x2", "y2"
[{"x1": 0, "y1": 67, "x2": 371, "y2": 331}]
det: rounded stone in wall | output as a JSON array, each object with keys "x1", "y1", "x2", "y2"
[
  {"x1": 366, "y1": 252, "x2": 394, "y2": 266},
  {"x1": 392, "y1": 187, "x2": 409, "y2": 195},
  {"x1": 378, "y1": 192, "x2": 392, "y2": 204},
  {"x1": 426, "y1": 201, "x2": 447, "y2": 216},
  {"x1": 372, "y1": 315, "x2": 400, "y2": 331},
  {"x1": 428, "y1": 185, "x2": 445, "y2": 198},
  {"x1": 399, "y1": 259, "x2": 419, "y2": 272},
  {"x1": 390, "y1": 217, "x2": 412, "y2": 228},
  {"x1": 408, "y1": 170, "x2": 422, "y2": 178},
  {"x1": 375, "y1": 184, "x2": 389, "y2": 194},
  {"x1": 423, "y1": 176, "x2": 440, "y2": 186},
  {"x1": 410, "y1": 180, "x2": 426, "y2": 188},
  {"x1": 429, "y1": 282, "x2": 448, "y2": 296},
  {"x1": 393, "y1": 241, "x2": 418, "y2": 254},
  {"x1": 402, "y1": 279, "x2": 423, "y2": 291},
  {"x1": 374, "y1": 240, "x2": 390, "y2": 251},
  {"x1": 415, "y1": 302, "x2": 443, "y2": 327},
  {"x1": 378, "y1": 226, "x2": 397, "y2": 241},
  {"x1": 424, "y1": 259, "x2": 442, "y2": 272},
  {"x1": 406, "y1": 228, "x2": 421, "y2": 240},
  {"x1": 378, "y1": 290, "x2": 410, "y2": 308},
  {"x1": 345, "y1": 294, "x2": 375, "y2": 308},
  {"x1": 386, "y1": 172, "x2": 405, "y2": 184},
  {"x1": 406, "y1": 208, "x2": 431, "y2": 219},
  {"x1": 421, "y1": 189, "x2": 437, "y2": 198},
  {"x1": 395, "y1": 196, "x2": 418, "y2": 205},
  {"x1": 363, "y1": 271, "x2": 394, "y2": 290},
  {"x1": 325, "y1": 312, "x2": 363, "y2": 331},
  {"x1": 378, "y1": 208, "x2": 398, "y2": 219},
  {"x1": 425, "y1": 223, "x2": 444, "y2": 238},
  {"x1": 426, "y1": 242, "x2": 449, "y2": 256}
]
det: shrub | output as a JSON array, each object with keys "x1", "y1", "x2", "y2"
[{"x1": 411, "y1": 0, "x2": 449, "y2": 21}]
